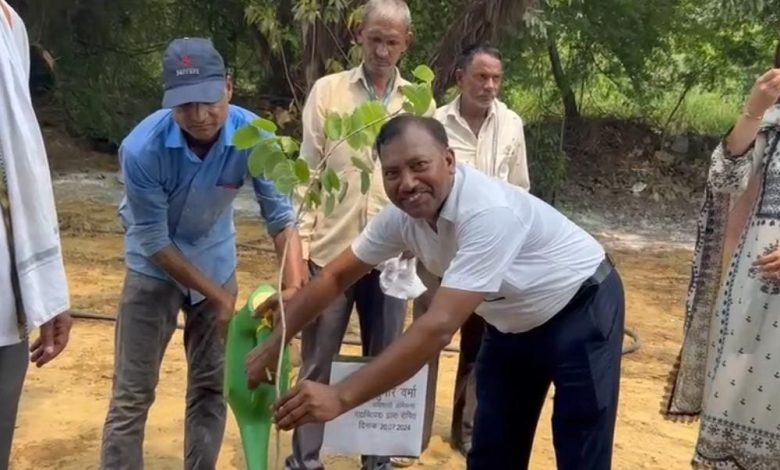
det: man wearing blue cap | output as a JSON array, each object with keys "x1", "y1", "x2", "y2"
[{"x1": 99, "y1": 37, "x2": 307, "y2": 469}]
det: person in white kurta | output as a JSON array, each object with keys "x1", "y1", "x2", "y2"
[{"x1": 0, "y1": 1, "x2": 72, "y2": 466}]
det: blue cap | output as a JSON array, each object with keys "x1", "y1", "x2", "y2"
[{"x1": 161, "y1": 37, "x2": 226, "y2": 108}]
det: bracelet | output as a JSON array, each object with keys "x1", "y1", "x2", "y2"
[{"x1": 743, "y1": 110, "x2": 763, "y2": 121}]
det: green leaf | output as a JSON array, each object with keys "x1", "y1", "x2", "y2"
[
  {"x1": 324, "y1": 193, "x2": 336, "y2": 217},
  {"x1": 247, "y1": 146, "x2": 266, "y2": 177},
  {"x1": 294, "y1": 159, "x2": 310, "y2": 183},
  {"x1": 277, "y1": 178, "x2": 297, "y2": 195},
  {"x1": 270, "y1": 160, "x2": 298, "y2": 195},
  {"x1": 346, "y1": 126, "x2": 371, "y2": 150},
  {"x1": 347, "y1": 129, "x2": 371, "y2": 150},
  {"x1": 247, "y1": 138, "x2": 284, "y2": 178},
  {"x1": 350, "y1": 156, "x2": 372, "y2": 174},
  {"x1": 321, "y1": 169, "x2": 334, "y2": 193},
  {"x1": 279, "y1": 136, "x2": 300, "y2": 155},
  {"x1": 251, "y1": 118, "x2": 278, "y2": 134},
  {"x1": 344, "y1": 101, "x2": 388, "y2": 150},
  {"x1": 305, "y1": 190, "x2": 322, "y2": 210},
  {"x1": 249, "y1": 138, "x2": 286, "y2": 178},
  {"x1": 324, "y1": 113, "x2": 344, "y2": 141},
  {"x1": 360, "y1": 170, "x2": 371, "y2": 194},
  {"x1": 412, "y1": 65, "x2": 435, "y2": 84},
  {"x1": 303, "y1": 190, "x2": 320, "y2": 211},
  {"x1": 322, "y1": 168, "x2": 341, "y2": 193},
  {"x1": 233, "y1": 125, "x2": 262, "y2": 150},
  {"x1": 270, "y1": 161, "x2": 293, "y2": 183},
  {"x1": 400, "y1": 83, "x2": 433, "y2": 115},
  {"x1": 337, "y1": 180, "x2": 349, "y2": 204},
  {"x1": 354, "y1": 101, "x2": 388, "y2": 135}
]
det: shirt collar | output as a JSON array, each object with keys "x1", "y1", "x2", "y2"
[
  {"x1": 164, "y1": 116, "x2": 186, "y2": 149},
  {"x1": 446, "y1": 94, "x2": 498, "y2": 124},
  {"x1": 349, "y1": 63, "x2": 402, "y2": 96},
  {"x1": 437, "y1": 165, "x2": 464, "y2": 223}
]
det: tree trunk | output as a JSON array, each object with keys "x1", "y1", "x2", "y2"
[
  {"x1": 429, "y1": 0, "x2": 537, "y2": 100},
  {"x1": 301, "y1": 0, "x2": 359, "y2": 93},
  {"x1": 547, "y1": 34, "x2": 579, "y2": 121}
]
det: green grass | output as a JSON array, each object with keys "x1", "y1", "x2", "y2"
[
  {"x1": 502, "y1": 75, "x2": 742, "y2": 136},
  {"x1": 658, "y1": 90, "x2": 741, "y2": 135}
]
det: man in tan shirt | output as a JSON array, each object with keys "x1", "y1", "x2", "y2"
[
  {"x1": 414, "y1": 43, "x2": 530, "y2": 460},
  {"x1": 290, "y1": 1, "x2": 433, "y2": 469}
]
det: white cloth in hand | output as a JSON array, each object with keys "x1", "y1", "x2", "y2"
[{"x1": 378, "y1": 256, "x2": 427, "y2": 300}]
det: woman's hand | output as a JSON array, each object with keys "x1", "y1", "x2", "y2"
[
  {"x1": 744, "y1": 69, "x2": 780, "y2": 119},
  {"x1": 754, "y1": 248, "x2": 780, "y2": 281},
  {"x1": 725, "y1": 69, "x2": 780, "y2": 156}
]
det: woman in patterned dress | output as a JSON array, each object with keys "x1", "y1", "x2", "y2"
[{"x1": 665, "y1": 56, "x2": 780, "y2": 469}]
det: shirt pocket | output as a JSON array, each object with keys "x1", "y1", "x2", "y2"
[{"x1": 215, "y1": 173, "x2": 245, "y2": 189}]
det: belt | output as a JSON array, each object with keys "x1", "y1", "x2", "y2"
[
  {"x1": 570, "y1": 254, "x2": 615, "y2": 303},
  {"x1": 589, "y1": 253, "x2": 615, "y2": 286}
]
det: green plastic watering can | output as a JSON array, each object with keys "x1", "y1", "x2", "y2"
[{"x1": 224, "y1": 283, "x2": 292, "y2": 470}]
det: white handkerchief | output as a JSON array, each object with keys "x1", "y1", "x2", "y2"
[{"x1": 378, "y1": 256, "x2": 427, "y2": 300}]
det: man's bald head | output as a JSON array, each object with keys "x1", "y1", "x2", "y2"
[{"x1": 375, "y1": 115, "x2": 449, "y2": 160}]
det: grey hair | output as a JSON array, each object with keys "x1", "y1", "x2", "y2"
[{"x1": 362, "y1": 0, "x2": 412, "y2": 29}]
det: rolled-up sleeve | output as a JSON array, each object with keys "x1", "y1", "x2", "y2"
[
  {"x1": 122, "y1": 147, "x2": 171, "y2": 257},
  {"x1": 441, "y1": 208, "x2": 526, "y2": 293},
  {"x1": 252, "y1": 177, "x2": 297, "y2": 238}
]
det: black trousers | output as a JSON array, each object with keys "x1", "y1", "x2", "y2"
[{"x1": 468, "y1": 269, "x2": 625, "y2": 470}]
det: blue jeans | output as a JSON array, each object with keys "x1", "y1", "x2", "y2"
[{"x1": 468, "y1": 269, "x2": 625, "y2": 470}]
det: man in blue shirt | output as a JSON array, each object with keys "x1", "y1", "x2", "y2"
[{"x1": 99, "y1": 37, "x2": 306, "y2": 469}]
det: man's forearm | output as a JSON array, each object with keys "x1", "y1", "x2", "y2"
[
  {"x1": 152, "y1": 245, "x2": 229, "y2": 301},
  {"x1": 273, "y1": 226, "x2": 306, "y2": 289},
  {"x1": 267, "y1": 250, "x2": 371, "y2": 349},
  {"x1": 277, "y1": 269, "x2": 346, "y2": 341},
  {"x1": 333, "y1": 313, "x2": 458, "y2": 412}
]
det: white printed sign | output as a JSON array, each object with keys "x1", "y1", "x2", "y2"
[{"x1": 322, "y1": 357, "x2": 428, "y2": 457}]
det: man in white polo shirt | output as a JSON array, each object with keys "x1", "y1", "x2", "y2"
[
  {"x1": 414, "y1": 43, "x2": 529, "y2": 459},
  {"x1": 247, "y1": 115, "x2": 625, "y2": 469}
]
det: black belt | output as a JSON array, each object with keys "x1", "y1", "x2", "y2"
[
  {"x1": 589, "y1": 253, "x2": 615, "y2": 285},
  {"x1": 571, "y1": 254, "x2": 615, "y2": 303}
]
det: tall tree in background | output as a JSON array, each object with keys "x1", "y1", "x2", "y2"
[
  {"x1": 428, "y1": 0, "x2": 537, "y2": 98},
  {"x1": 9, "y1": 0, "x2": 778, "y2": 148}
]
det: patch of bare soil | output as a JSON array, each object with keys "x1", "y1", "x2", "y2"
[{"x1": 551, "y1": 118, "x2": 717, "y2": 250}]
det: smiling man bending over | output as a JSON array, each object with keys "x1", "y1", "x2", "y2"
[{"x1": 247, "y1": 115, "x2": 626, "y2": 470}]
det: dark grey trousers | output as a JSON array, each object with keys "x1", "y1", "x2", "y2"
[
  {"x1": 285, "y1": 262, "x2": 406, "y2": 470},
  {"x1": 0, "y1": 340, "x2": 28, "y2": 470},
  {"x1": 100, "y1": 270, "x2": 237, "y2": 470}
]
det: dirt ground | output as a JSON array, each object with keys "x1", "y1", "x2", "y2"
[{"x1": 9, "y1": 160, "x2": 704, "y2": 468}]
